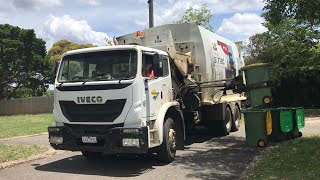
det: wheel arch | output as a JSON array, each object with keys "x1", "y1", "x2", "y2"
[{"x1": 154, "y1": 102, "x2": 185, "y2": 146}]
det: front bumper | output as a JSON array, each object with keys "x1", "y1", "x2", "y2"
[{"x1": 48, "y1": 124, "x2": 149, "y2": 154}]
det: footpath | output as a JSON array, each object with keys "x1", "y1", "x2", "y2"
[{"x1": 0, "y1": 133, "x2": 62, "y2": 169}]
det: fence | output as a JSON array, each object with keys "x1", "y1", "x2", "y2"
[{"x1": 0, "y1": 96, "x2": 54, "y2": 116}]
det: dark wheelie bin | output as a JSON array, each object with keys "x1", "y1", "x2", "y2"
[
  {"x1": 290, "y1": 107, "x2": 304, "y2": 138},
  {"x1": 267, "y1": 107, "x2": 304, "y2": 142},
  {"x1": 268, "y1": 108, "x2": 292, "y2": 141}
]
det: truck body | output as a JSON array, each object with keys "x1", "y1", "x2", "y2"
[{"x1": 49, "y1": 23, "x2": 246, "y2": 162}]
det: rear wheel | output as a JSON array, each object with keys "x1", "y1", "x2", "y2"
[
  {"x1": 207, "y1": 106, "x2": 232, "y2": 136},
  {"x1": 231, "y1": 105, "x2": 241, "y2": 132},
  {"x1": 157, "y1": 118, "x2": 176, "y2": 163},
  {"x1": 81, "y1": 151, "x2": 102, "y2": 160},
  {"x1": 224, "y1": 107, "x2": 232, "y2": 135}
]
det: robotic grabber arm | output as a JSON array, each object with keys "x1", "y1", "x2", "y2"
[{"x1": 199, "y1": 73, "x2": 271, "y2": 94}]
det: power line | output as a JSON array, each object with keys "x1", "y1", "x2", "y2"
[
  {"x1": 153, "y1": 0, "x2": 182, "y2": 23},
  {"x1": 153, "y1": 0, "x2": 176, "y2": 16}
]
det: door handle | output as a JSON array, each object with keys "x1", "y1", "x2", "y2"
[{"x1": 160, "y1": 91, "x2": 163, "y2": 99}]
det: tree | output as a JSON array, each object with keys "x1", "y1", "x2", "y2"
[
  {"x1": 47, "y1": 40, "x2": 97, "y2": 62},
  {"x1": 244, "y1": 32, "x2": 272, "y2": 65},
  {"x1": 176, "y1": 3, "x2": 214, "y2": 32},
  {"x1": 105, "y1": 37, "x2": 113, "y2": 46},
  {"x1": 245, "y1": 18, "x2": 320, "y2": 107},
  {"x1": 0, "y1": 24, "x2": 52, "y2": 100},
  {"x1": 263, "y1": 0, "x2": 320, "y2": 26}
]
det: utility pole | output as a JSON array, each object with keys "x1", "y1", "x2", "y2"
[{"x1": 148, "y1": 0, "x2": 154, "y2": 28}]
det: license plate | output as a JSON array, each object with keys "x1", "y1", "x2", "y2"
[{"x1": 81, "y1": 136, "x2": 97, "y2": 143}]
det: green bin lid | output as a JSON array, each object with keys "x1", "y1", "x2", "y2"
[
  {"x1": 242, "y1": 108, "x2": 268, "y2": 113},
  {"x1": 280, "y1": 110, "x2": 293, "y2": 132},
  {"x1": 240, "y1": 63, "x2": 270, "y2": 71}
]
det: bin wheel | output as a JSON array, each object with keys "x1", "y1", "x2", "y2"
[
  {"x1": 298, "y1": 132, "x2": 302, "y2": 137},
  {"x1": 258, "y1": 139, "x2": 266, "y2": 147}
]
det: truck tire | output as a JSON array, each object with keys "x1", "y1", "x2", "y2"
[
  {"x1": 231, "y1": 105, "x2": 241, "y2": 132},
  {"x1": 207, "y1": 106, "x2": 232, "y2": 136},
  {"x1": 81, "y1": 151, "x2": 102, "y2": 160},
  {"x1": 223, "y1": 107, "x2": 232, "y2": 135},
  {"x1": 157, "y1": 117, "x2": 176, "y2": 163}
]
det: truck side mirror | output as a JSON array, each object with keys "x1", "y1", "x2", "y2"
[{"x1": 52, "y1": 61, "x2": 60, "y2": 82}]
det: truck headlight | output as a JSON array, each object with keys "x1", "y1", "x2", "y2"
[
  {"x1": 50, "y1": 136, "x2": 63, "y2": 144},
  {"x1": 122, "y1": 138, "x2": 140, "y2": 147}
]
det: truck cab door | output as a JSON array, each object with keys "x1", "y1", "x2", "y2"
[{"x1": 142, "y1": 53, "x2": 171, "y2": 119}]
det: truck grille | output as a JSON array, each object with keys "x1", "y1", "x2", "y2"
[{"x1": 59, "y1": 99, "x2": 126, "y2": 122}]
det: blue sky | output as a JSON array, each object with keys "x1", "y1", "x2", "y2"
[{"x1": 0, "y1": 0, "x2": 267, "y2": 50}]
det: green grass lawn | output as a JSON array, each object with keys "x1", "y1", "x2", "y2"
[
  {"x1": 246, "y1": 136, "x2": 320, "y2": 180},
  {"x1": 0, "y1": 114, "x2": 54, "y2": 139},
  {"x1": 0, "y1": 144, "x2": 49, "y2": 163}
]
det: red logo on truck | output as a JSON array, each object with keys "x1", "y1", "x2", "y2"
[{"x1": 217, "y1": 41, "x2": 229, "y2": 55}]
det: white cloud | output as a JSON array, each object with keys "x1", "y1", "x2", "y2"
[
  {"x1": 12, "y1": 0, "x2": 62, "y2": 10},
  {"x1": 135, "y1": 19, "x2": 148, "y2": 26},
  {"x1": 39, "y1": 15, "x2": 110, "y2": 49},
  {"x1": 217, "y1": 13, "x2": 267, "y2": 40},
  {"x1": 0, "y1": 0, "x2": 267, "y2": 49},
  {"x1": 82, "y1": 0, "x2": 101, "y2": 6},
  {"x1": 152, "y1": 0, "x2": 264, "y2": 26}
]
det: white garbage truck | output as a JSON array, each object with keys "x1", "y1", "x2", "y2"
[{"x1": 49, "y1": 23, "x2": 246, "y2": 162}]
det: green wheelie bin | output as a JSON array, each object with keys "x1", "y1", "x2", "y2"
[
  {"x1": 241, "y1": 63, "x2": 270, "y2": 85},
  {"x1": 247, "y1": 88, "x2": 272, "y2": 107},
  {"x1": 243, "y1": 109, "x2": 272, "y2": 147},
  {"x1": 241, "y1": 63, "x2": 272, "y2": 107}
]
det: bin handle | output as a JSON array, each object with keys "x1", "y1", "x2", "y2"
[{"x1": 266, "y1": 111, "x2": 272, "y2": 135}]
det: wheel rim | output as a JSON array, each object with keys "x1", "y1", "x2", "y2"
[
  {"x1": 226, "y1": 109, "x2": 232, "y2": 131},
  {"x1": 168, "y1": 127, "x2": 176, "y2": 152}
]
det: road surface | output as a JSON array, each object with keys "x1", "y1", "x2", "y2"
[{"x1": 0, "y1": 117, "x2": 319, "y2": 180}]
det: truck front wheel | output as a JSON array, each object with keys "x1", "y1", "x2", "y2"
[
  {"x1": 157, "y1": 118, "x2": 176, "y2": 163},
  {"x1": 81, "y1": 151, "x2": 102, "y2": 160}
]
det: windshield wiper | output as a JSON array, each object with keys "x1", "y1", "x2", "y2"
[
  {"x1": 82, "y1": 76, "x2": 99, "y2": 86},
  {"x1": 58, "y1": 82, "x2": 65, "y2": 87},
  {"x1": 118, "y1": 72, "x2": 129, "y2": 84}
]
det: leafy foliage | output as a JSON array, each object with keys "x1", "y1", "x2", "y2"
[
  {"x1": 176, "y1": 3, "x2": 214, "y2": 32},
  {"x1": 0, "y1": 24, "x2": 52, "y2": 100},
  {"x1": 105, "y1": 37, "x2": 113, "y2": 46},
  {"x1": 263, "y1": 0, "x2": 320, "y2": 26},
  {"x1": 47, "y1": 40, "x2": 96, "y2": 62},
  {"x1": 245, "y1": 18, "x2": 320, "y2": 107}
]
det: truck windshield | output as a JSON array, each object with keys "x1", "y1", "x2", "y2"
[{"x1": 57, "y1": 50, "x2": 137, "y2": 83}]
